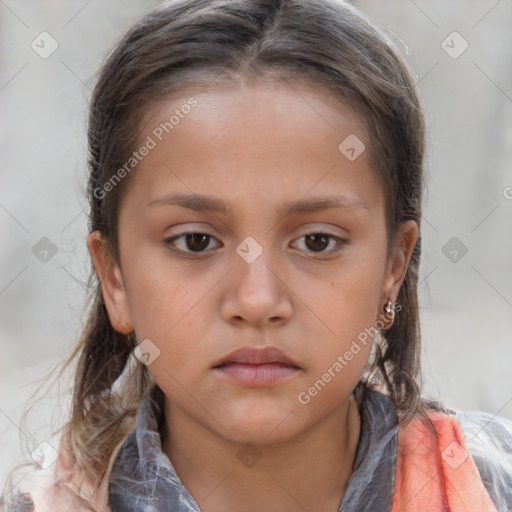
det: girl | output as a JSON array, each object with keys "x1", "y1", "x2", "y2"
[{"x1": 2, "y1": 0, "x2": 512, "y2": 510}]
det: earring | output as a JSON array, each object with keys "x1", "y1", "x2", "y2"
[
  {"x1": 382, "y1": 298, "x2": 395, "y2": 330},
  {"x1": 384, "y1": 298, "x2": 394, "y2": 316}
]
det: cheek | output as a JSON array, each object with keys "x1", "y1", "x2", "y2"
[
  {"x1": 127, "y1": 277, "x2": 179, "y2": 335},
  {"x1": 124, "y1": 262, "x2": 216, "y2": 373},
  {"x1": 295, "y1": 292, "x2": 375, "y2": 415},
  {"x1": 298, "y1": 253, "x2": 384, "y2": 386},
  {"x1": 307, "y1": 255, "x2": 384, "y2": 338},
  {"x1": 302, "y1": 312, "x2": 374, "y2": 396},
  {"x1": 120, "y1": 240, "x2": 185, "y2": 331}
]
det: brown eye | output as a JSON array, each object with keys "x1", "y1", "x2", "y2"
[
  {"x1": 164, "y1": 232, "x2": 220, "y2": 254},
  {"x1": 294, "y1": 233, "x2": 349, "y2": 255},
  {"x1": 184, "y1": 233, "x2": 210, "y2": 251},
  {"x1": 305, "y1": 234, "x2": 330, "y2": 252}
]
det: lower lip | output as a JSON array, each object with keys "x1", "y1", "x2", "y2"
[{"x1": 213, "y1": 362, "x2": 300, "y2": 387}]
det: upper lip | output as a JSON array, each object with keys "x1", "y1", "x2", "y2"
[{"x1": 213, "y1": 346, "x2": 300, "y2": 368}]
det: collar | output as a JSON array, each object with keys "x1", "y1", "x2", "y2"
[{"x1": 109, "y1": 384, "x2": 398, "y2": 512}]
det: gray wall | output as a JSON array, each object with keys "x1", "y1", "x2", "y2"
[{"x1": 1, "y1": 0, "x2": 511, "y2": 490}]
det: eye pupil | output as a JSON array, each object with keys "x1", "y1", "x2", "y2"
[
  {"x1": 305, "y1": 233, "x2": 329, "y2": 252},
  {"x1": 187, "y1": 233, "x2": 210, "y2": 251},
  {"x1": 167, "y1": 232, "x2": 344, "y2": 256}
]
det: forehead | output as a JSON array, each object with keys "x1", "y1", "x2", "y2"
[{"x1": 119, "y1": 80, "x2": 383, "y2": 219}]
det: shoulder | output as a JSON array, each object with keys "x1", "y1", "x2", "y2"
[
  {"x1": 1, "y1": 430, "x2": 124, "y2": 512},
  {"x1": 2, "y1": 466, "x2": 113, "y2": 512},
  {"x1": 454, "y1": 408, "x2": 512, "y2": 511},
  {"x1": 1, "y1": 466, "x2": 76, "y2": 512}
]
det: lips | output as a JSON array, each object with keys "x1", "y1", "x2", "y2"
[
  {"x1": 212, "y1": 346, "x2": 300, "y2": 369},
  {"x1": 212, "y1": 346, "x2": 301, "y2": 387}
]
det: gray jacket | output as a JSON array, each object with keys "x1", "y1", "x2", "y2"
[
  {"x1": 108, "y1": 385, "x2": 512, "y2": 511},
  {"x1": 3, "y1": 385, "x2": 512, "y2": 511}
]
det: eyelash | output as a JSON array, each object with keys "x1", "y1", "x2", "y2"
[{"x1": 163, "y1": 231, "x2": 350, "y2": 257}]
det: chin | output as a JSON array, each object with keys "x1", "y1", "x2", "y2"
[
  {"x1": 227, "y1": 425, "x2": 298, "y2": 447},
  {"x1": 218, "y1": 409, "x2": 304, "y2": 446}
]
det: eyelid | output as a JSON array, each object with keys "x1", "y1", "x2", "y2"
[
  {"x1": 164, "y1": 231, "x2": 221, "y2": 255},
  {"x1": 291, "y1": 233, "x2": 350, "y2": 258},
  {"x1": 163, "y1": 229, "x2": 350, "y2": 256}
]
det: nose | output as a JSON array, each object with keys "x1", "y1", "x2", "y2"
[{"x1": 220, "y1": 239, "x2": 293, "y2": 328}]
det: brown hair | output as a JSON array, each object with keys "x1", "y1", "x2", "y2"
[{"x1": 2, "y1": 0, "x2": 447, "y2": 507}]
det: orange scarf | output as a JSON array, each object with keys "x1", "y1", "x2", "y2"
[{"x1": 392, "y1": 411, "x2": 498, "y2": 511}]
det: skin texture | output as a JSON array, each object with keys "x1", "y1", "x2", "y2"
[{"x1": 88, "y1": 80, "x2": 418, "y2": 512}]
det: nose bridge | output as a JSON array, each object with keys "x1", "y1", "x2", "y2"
[
  {"x1": 234, "y1": 234, "x2": 278, "y2": 290},
  {"x1": 224, "y1": 233, "x2": 292, "y2": 325}
]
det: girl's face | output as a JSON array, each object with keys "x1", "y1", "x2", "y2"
[{"x1": 89, "y1": 80, "x2": 417, "y2": 445}]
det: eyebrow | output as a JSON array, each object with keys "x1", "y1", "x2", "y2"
[{"x1": 146, "y1": 192, "x2": 368, "y2": 216}]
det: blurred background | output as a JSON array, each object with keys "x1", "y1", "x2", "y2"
[{"x1": 1, "y1": 0, "x2": 511, "y2": 491}]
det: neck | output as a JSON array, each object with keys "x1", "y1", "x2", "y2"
[{"x1": 162, "y1": 396, "x2": 361, "y2": 512}]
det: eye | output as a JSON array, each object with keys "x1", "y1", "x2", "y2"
[
  {"x1": 163, "y1": 231, "x2": 349, "y2": 256},
  {"x1": 293, "y1": 233, "x2": 349, "y2": 255},
  {"x1": 164, "y1": 232, "x2": 221, "y2": 254}
]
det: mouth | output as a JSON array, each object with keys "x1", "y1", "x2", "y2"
[
  {"x1": 212, "y1": 345, "x2": 301, "y2": 368},
  {"x1": 212, "y1": 362, "x2": 300, "y2": 387},
  {"x1": 212, "y1": 346, "x2": 301, "y2": 387}
]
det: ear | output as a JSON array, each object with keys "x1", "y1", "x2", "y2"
[
  {"x1": 87, "y1": 231, "x2": 134, "y2": 335},
  {"x1": 380, "y1": 220, "x2": 419, "y2": 306}
]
